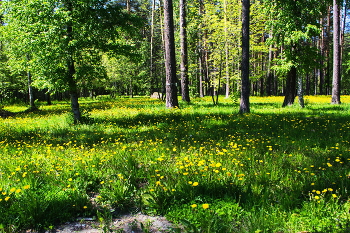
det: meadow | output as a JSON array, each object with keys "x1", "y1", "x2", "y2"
[{"x1": 0, "y1": 95, "x2": 350, "y2": 233}]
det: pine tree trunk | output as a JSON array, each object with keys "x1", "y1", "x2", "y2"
[
  {"x1": 331, "y1": 0, "x2": 341, "y2": 104},
  {"x1": 163, "y1": 0, "x2": 179, "y2": 108},
  {"x1": 239, "y1": 0, "x2": 250, "y2": 114},
  {"x1": 180, "y1": 0, "x2": 190, "y2": 102}
]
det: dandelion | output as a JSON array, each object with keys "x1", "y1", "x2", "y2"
[
  {"x1": 202, "y1": 203, "x2": 209, "y2": 209},
  {"x1": 83, "y1": 206, "x2": 88, "y2": 209},
  {"x1": 9, "y1": 188, "x2": 16, "y2": 193},
  {"x1": 4, "y1": 196, "x2": 10, "y2": 201},
  {"x1": 314, "y1": 196, "x2": 320, "y2": 200},
  {"x1": 192, "y1": 182, "x2": 199, "y2": 186},
  {"x1": 191, "y1": 204, "x2": 197, "y2": 208},
  {"x1": 15, "y1": 189, "x2": 21, "y2": 193}
]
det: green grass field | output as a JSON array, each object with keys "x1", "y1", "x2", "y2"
[{"x1": 0, "y1": 95, "x2": 350, "y2": 232}]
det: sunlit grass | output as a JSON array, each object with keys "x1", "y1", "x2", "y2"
[{"x1": 0, "y1": 96, "x2": 349, "y2": 232}]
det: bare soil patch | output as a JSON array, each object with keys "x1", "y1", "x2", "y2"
[{"x1": 48, "y1": 213, "x2": 178, "y2": 233}]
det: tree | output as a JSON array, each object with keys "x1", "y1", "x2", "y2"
[
  {"x1": 266, "y1": 0, "x2": 325, "y2": 107},
  {"x1": 331, "y1": 0, "x2": 341, "y2": 104},
  {"x1": 2, "y1": 0, "x2": 141, "y2": 122},
  {"x1": 163, "y1": 0, "x2": 179, "y2": 108},
  {"x1": 239, "y1": 0, "x2": 250, "y2": 113},
  {"x1": 180, "y1": 0, "x2": 190, "y2": 102}
]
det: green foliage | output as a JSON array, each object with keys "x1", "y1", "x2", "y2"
[{"x1": 0, "y1": 0, "x2": 143, "y2": 95}]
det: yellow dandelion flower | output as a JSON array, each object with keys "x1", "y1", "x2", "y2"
[
  {"x1": 156, "y1": 181, "x2": 161, "y2": 186},
  {"x1": 332, "y1": 194, "x2": 337, "y2": 198},
  {"x1": 314, "y1": 196, "x2": 320, "y2": 200},
  {"x1": 4, "y1": 196, "x2": 10, "y2": 201},
  {"x1": 316, "y1": 191, "x2": 321, "y2": 194},
  {"x1": 68, "y1": 178, "x2": 73, "y2": 182},
  {"x1": 191, "y1": 204, "x2": 197, "y2": 208},
  {"x1": 192, "y1": 182, "x2": 199, "y2": 186},
  {"x1": 100, "y1": 181, "x2": 105, "y2": 184},
  {"x1": 10, "y1": 188, "x2": 16, "y2": 193},
  {"x1": 83, "y1": 206, "x2": 88, "y2": 209},
  {"x1": 188, "y1": 181, "x2": 193, "y2": 184},
  {"x1": 328, "y1": 188, "x2": 333, "y2": 192},
  {"x1": 15, "y1": 189, "x2": 21, "y2": 193},
  {"x1": 215, "y1": 163, "x2": 222, "y2": 167},
  {"x1": 202, "y1": 203, "x2": 209, "y2": 209}
]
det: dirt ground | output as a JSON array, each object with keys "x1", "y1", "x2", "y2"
[{"x1": 50, "y1": 213, "x2": 178, "y2": 233}]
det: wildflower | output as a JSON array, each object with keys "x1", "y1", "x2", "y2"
[
  {"x1": 68, "y1": 178, "x2": 73, "y2": 182},
  {"x1": 332, "y1": 194, "x2": 337, "y2": 198},
  {"x1": 100, "y1": 181, "x2": 105, "y2": 184},
  {"x1": 191, "y1": 204, "x2": 197, "y2": 208},
  {"x1": 202, "y1": 203, "x2": 209, "y2": 209},
  {"x1": 15, "y1": 189, "x2": 21, "y2": 193},
  {"x1": 314, "y1": 196, "x2": 320, "y2": 200},
  {"x1": 83, "y1": 206, "x2": 88, "y2": 209},
  {"x1": 9, "y1": 188, "x2": 16, "y2": 193},
  {"x1": 4, "y1": 196, "x2": 10, "y2": 201},
  {"x1": 192, "y1": 182, "x2": 199, "y2": 186}
]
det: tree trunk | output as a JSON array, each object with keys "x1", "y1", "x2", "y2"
[
  {"x1": 150, "y1": 0, "x2": 155, "y2": 95},
  {"x1": 224, "y1": 0, "x2": 230, "y2": 98},
  {"x1": 26, "y1": 55, "x2": 36, "y2": 110},
  {"x1": 163, "y1": 0, "x2": 179, "y2": 108},
  {"x1": 331, "y1": 0, "x2": 341, "y2": 104},
  {"x1": 282, "y1": 66, "x2": 297, "y2": 107},
  {"x1": 297, "y1": 75, "x2": 304, "y2": 108},
  {"x1": 66, "y1": 2, "x2": 81, "y2": 122},
  {"x1": 180, "y1": 0, "x2": 190, "y2": 102},
  {"x1": 239, "y1": 0, "x2": 250, "y2": 114}
]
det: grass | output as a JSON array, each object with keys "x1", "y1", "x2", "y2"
[{"x1": 0, "y1": 95, "x2": 350, "y2": 232}]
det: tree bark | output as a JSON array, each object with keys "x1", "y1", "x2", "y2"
[
  {"x1": 282, "y1": 66, "x2": 297, "y2": 107},
  {"x1": 163, "y1": 0, "x2": 179, "y2": 108},
  {"x1": 26, "y1": 54, "x2": 36, "y2": 110},
  {"x1": 239, "y1": 0, "x2": 250, "y2": 114},
  {"x1": 331, "y1": 0, "x2": 341, "y2": 104},
  {"x1": 180, "y1": 0, "x2": 190, "y2": 102},
  {"x1": 297, "y1": 75, "x2": 304, "y2": 108}
]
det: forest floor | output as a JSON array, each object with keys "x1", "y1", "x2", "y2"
[
  {"x1": 0, "y1": 109, "x2": 16, "y2": 118},
  {"x1": 42, "y1": 213, "x2": 176, "y2": 233}
]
